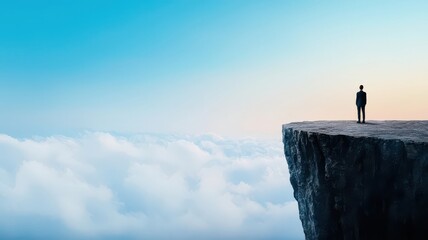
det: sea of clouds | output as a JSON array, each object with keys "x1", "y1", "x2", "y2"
[{"x1": 0, "y1": 132, "x2": 303, "y2": 239}]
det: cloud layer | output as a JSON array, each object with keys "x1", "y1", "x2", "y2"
[{"x1": 0, "y1": 132, "x2": 302, "y2": 239}]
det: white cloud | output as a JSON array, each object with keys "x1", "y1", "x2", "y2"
[{"x1": 0, "y1": 132, "x2": 303, "y2": 239}]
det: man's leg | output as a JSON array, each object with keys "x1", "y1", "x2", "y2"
[
  {"x1": 362, "y1": 106, "x2": 365, "y2": 123},
  {"x1": 357, "y1": 107, "x2": 361, "y2": 123}
]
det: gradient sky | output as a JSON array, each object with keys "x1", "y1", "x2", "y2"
[{"x1": 1, "y1": 0, "x2": 428, "y2": 138}]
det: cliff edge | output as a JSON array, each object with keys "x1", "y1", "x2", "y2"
[{"x1": 282, "y1": 121, "x2": 428, "y2": 240}]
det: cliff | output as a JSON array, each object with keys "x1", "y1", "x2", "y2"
[{"x1": 282, "y1": 121, "x2": 428, "y2": 240}]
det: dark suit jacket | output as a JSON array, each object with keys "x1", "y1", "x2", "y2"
[{"x1": 356, "y1": 90, "x2": 367, "y2": 107}]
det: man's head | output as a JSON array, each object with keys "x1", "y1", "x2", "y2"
[{"x1": 359, "y1": 85, "x2": 364, "y2": 90}]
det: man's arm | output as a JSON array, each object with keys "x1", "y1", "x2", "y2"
[{"x1": 363, "y1": 92, "x2": 367, "y2": 105}]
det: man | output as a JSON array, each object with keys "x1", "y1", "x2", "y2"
[{"x1": 356, "y1": 85, "x2": 367, "y2": 123}]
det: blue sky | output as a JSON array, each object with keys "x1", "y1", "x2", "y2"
[
  {"x1": 2, "y1": 1, "x2": 427, "y2": 138},
  {"x1": 0, "y1": 0, "x2": 294, "y2": 137}
]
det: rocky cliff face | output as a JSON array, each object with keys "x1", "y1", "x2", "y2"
[{"x1": 282, "y1": 121, "x2": 428, "y2": 240}]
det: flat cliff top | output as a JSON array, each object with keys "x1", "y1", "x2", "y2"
[{"x1": 283, "y1": 121, "x2": 428, "y2": 143}]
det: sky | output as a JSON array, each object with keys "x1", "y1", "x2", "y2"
[
  {"x1": 1, "y1": 0, "x2": 427, "y2": 138},
  {"x1": 1, "y1": 0, "x2": 428, "y2": 239}
]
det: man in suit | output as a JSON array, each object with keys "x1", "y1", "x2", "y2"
[{"x1": 356, "y1": 85, "x2": 367, "y2": 123}]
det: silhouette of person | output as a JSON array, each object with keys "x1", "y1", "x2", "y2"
[{"x1": 356, "y1": 85, "x2": 367, "y2": 123}]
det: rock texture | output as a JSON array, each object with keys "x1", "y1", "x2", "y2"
[{"x1": 282, "y1": 121, "x2": 428, "y2": 240}]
